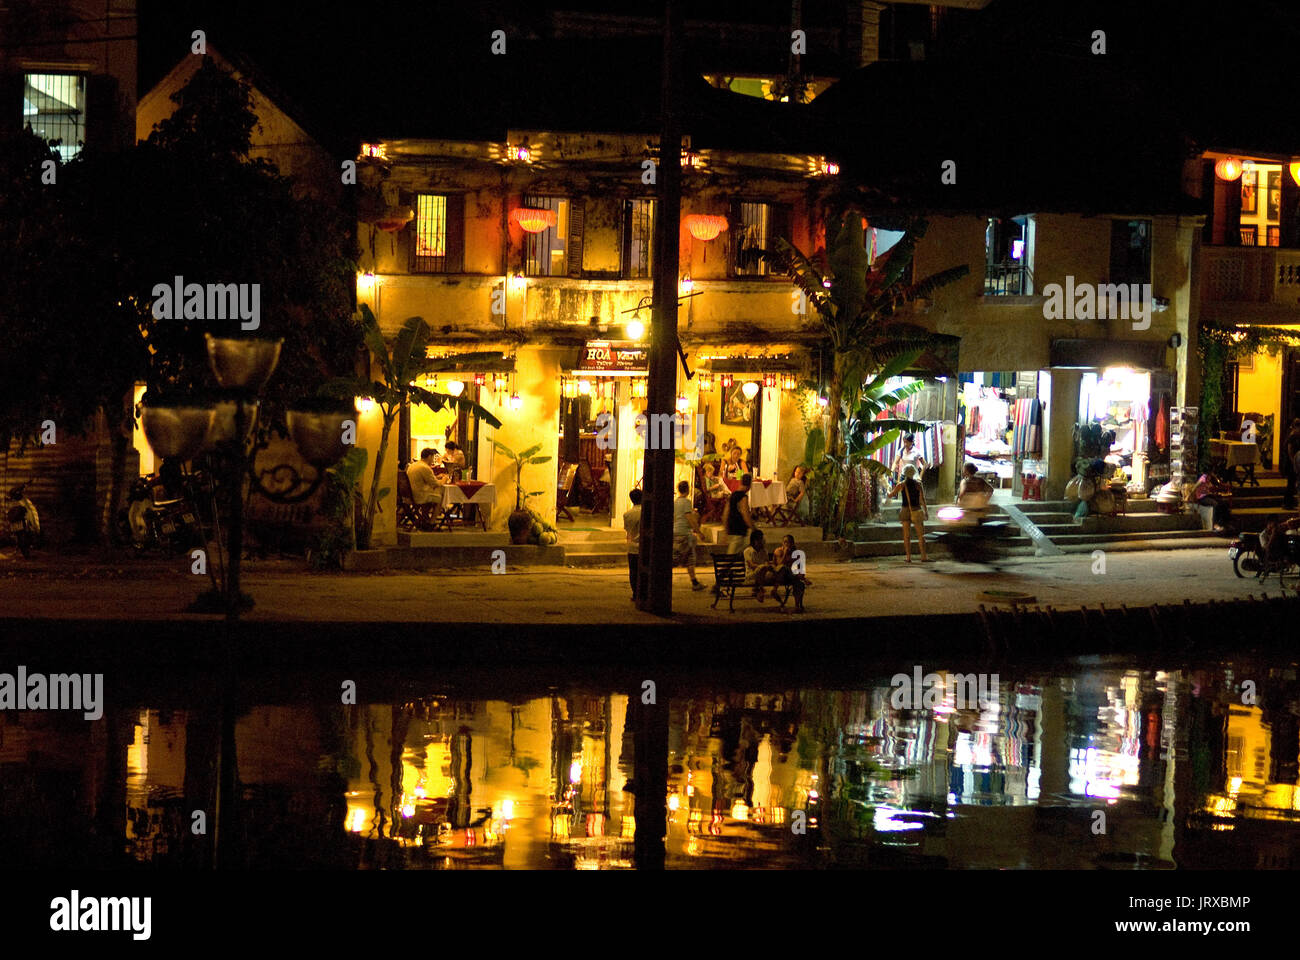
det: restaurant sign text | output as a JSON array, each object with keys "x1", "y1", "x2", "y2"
[{"x1": 581, "y1": 340, "x2": 647, "y2": 372}]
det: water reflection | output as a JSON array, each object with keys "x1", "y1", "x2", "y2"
[{"x1": 3, "y1": 660, "x2": 1299, "y2": 869}]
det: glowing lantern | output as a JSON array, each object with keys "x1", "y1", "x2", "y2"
[
  {"x1": 562, "y1": 378, "x2": 578, "y2": 399},
  {"x1": 494, "y1": 373, "x2": 508, "y2": 391},
  {"x1": 741, "y1": 381, "x2": 760, "y2": 400},
  {"x1": 626, "y1": 317, "x2": 646, "y2": 340},
  {"x1": 474, "y1": 372, "x2": 486, "y2": 386},
  {"x1": 684, "y1": 214, "x2": 728, "y2": 241},
  {"x1": 632, "y1": 378, "x2": 648, "y2": 398},
  {"x1": 720, "y1": 373, "x2": 734, "y2": 390},
  {"x1": 446, "y1": 380, "x2": 465, "y2": 397},
  {"x1": 511, "y1": 207, "x2": 557, "y2": 233},
  {"x1": 510, "y1": 392, "x2": 522, "y2": 411},
  {"x1": 780, "y1": 372, "x2": 797, "y2": 390},
  {"x1": 763, "y1": 372, "x2": 777, "y2": 389},
  {"x1": 697, "y1": 372, "x2": 713, "y2": 392},
  {"x1": 578, "y1": 379, "x2": 591, "y2": 395},
  {"x1": 1214, "y1": 157, "x2": 1244, "y2": 181},
  {"x1": 424, "y1": 373, "x2": 438, "y2": 391},
  {"x1": 676, "y1": 395, "x2": 690, "y2": 412},
  {"x1": 1290, "y1": 161, "x2": 1300, "y2": 187}
]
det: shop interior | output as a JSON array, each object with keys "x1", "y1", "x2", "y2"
[
  {"x1": 958, "y1": 372, "x2": 1043, "y2": 489},
  {"x1": 1077, "y1": 366, "x2": 1151, "y2": 483}
]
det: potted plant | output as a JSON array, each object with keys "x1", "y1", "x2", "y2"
[{"x1": 491, "y1": 440, "x2": 555, "y2": 545}]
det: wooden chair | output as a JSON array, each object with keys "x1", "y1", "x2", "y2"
[
  {"x1": 577, "y1": 460, "x2": 610, "y2": 514},
  {"x1": 557, "y1": 462, "x2": 578, "y2": 522},
  {"x1": 396, "y1": 470, "x2": 438, "y2": 532}
]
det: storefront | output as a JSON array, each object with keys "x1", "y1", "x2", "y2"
[{"x1": 958, "y1": 371, "x2": 1044, "y2": 494}]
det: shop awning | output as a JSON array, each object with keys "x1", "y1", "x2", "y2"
[
  {"x1": 1049, "y1": 338, "x2": 1167, "y2": 370},
  {"x1": 420, "y1": 351, "x2": 516, "y2": 374}
]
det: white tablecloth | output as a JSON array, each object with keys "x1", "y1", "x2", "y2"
[
  {"x1": 441, "y1": 482, "x2": 497, "y2": 508},
  {"x1": 747, "y1": 479, "x2": 786, "y2": 509}
]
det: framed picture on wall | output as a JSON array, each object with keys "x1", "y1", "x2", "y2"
[
  {"x1": 1268, "y1": 171, "x2": 1281, "y2": 220},
  {"x1": 721, "y1": 382, "x2": 755, "y2": 425},
  {"x1": 1241, "y1": 173, "x2": 1257, "y2": 214}
]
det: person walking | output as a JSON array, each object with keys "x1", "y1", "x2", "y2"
[
  {"x1": 624, "y1": 488, "x2": 643, "y2": 601},
  {"x1": 889, "y1": 464, "x2": 930, "y2": 563},
  {"x1": 673, "y1": 480, "x2": 705, "y2": 590},
  {"x1": 722, "y1": 473, "x2": 755, "y2": 554}
]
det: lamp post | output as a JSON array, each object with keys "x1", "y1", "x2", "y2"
[{"x1": 138, "y1": 333, "x2": 354, "y2": 869}]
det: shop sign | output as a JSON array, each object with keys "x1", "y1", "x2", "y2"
[{"x1": 581, "y1": 340, "x2": 647, "y2": 372}]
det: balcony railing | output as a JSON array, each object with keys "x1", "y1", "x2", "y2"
[
  {"x1": 984, "y1": 262, "x2": 1032, "y2": 296},
  {"x1": 1200, "y1": 246, "x2": 1300, "y2": 305}
]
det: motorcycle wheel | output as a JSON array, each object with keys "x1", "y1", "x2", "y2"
[{"x1": 1233, "y1": 551, "x2": 1247, "y2": 578}]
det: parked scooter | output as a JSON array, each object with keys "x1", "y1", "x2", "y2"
[
  {"x1": 114, "y1": 473, "x2": 205, "y2": 554},
  {"x1": 1229, "y1": 525, "x2": 1300, "y2": 588},
  {"x1": 2, "y1": 481, "x2": 41, "y2": 557}
]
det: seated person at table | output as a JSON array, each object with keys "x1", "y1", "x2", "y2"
[
  {"x1": 956, "y1": 462, "x2": 994, "y2": 507},
  {"x1": 440, "y1": 441, "x2": 467, "y2": 477},
  {"x1": 721, "y1": 445, "x2": 749, "y2": 479},
  {"x1": 786, "y1": 465, "x2": 810, "y2": 521},
  {"x1": 703, "y1": 461, "x2": 728, "y2": 499},
  {"x1": 743, "y1": 529, "x2": 777, "y2": 602},
  {"x1": 405, "y1": 448, "x2": 444, "y2": 524}
]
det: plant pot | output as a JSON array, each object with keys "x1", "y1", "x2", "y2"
[{"x1": 507, "y1": 510, "x2": 532, "y2": 545}]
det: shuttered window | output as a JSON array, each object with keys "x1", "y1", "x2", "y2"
[
  {"x1": 523, "y1": 195, "x2": 584, "y2": 277},
  {"x1": 411, "y1": 194, "x2": 464, "y2": 273},
  {"x1": 623, "y1": 198, "x2": 655, "y2": 278},
  {"x1": 730, "y1": 200, "x2": 791, "y2": 277}
]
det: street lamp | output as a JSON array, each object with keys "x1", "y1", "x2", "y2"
[{"x1": 139, "y1": 334, "x2": 353, "y2": 619}]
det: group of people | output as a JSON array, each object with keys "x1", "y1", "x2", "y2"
[
  {"x1": 622, "y1": 469, "x2": 809, "y2": 612},
  {"x1": 403, "y1": 442, "x2": 468, "y2": 526}
]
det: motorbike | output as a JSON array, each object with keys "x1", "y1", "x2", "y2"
[
  {"x1": 1229, "y1": 530, "x2": 1300, "y2": 588},
  {"x1": 2, "y1": 481, "x2": 41, "y2": 557},
  {"x1": 927, "y1": 492, "x2": 1013, "y2": 563},
  {"x1": 114, "y1": 472, "x2": 205, "y2": 554}
]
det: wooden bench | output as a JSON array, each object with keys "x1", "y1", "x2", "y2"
[{"x1": 710, "y1": 553, "x2": 790, "y2": 612}]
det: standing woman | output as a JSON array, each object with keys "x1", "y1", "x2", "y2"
[{"x1": 889, "y1": 464, "x2": 930, "y2": 563}]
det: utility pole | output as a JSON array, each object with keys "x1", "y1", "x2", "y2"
[{"x1": 637, "y1": 0, "x2": 682, "y2": 617}]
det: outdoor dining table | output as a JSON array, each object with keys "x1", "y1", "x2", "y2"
[
  {"x1": 723, "y1": 477, "x2": 788, "y2": 524},
  {"x1": 439, "y1": 481, "x2": 496, "y2": 530},
  {"x1": 1209, "y1": 439, "x2": 1260, "y2": 487}
]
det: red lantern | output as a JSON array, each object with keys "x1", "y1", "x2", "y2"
[
  {"x1": 684, "y1": 214, "x2": 728, "y2": 242},
  {"x1": 512, "y1": 207, "x2": 557, "y2": 233},
  {"x1": 474, "y1": 372, "x2": 486, "y2": 386},
  {"x1": 720, "y1": 373, "x2": 733, "y2": 390}
]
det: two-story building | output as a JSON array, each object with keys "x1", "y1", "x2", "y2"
[{"x1": 354, "y1": 121, "x2": 836, "y2": 542}]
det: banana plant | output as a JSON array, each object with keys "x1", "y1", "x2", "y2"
[
  {"x1": 490, "y1": 440, "x2": 551, "y2": 511},
  {"x1": 325, "y1": 304, "x2": 501, "y2": 549}
]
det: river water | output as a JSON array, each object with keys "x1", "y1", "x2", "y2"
[{"x1": 2, "y1": 653, "x2": 1297, "y2": 869}]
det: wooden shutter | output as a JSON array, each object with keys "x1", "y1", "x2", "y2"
[
  {"x1": 84, "y1": 74, "x2": 118, "y2": 152},
  {"x1": 620, "y1": 200, "x2": 633, "y2": 277},
  {"x1": 567, "y1": 199, "x2": 585, "y2": 276},
  {"x1": 446, "y1": 195, "x2": 465, "y2": 273},
  {"x1": 768, "y1": 204, "x2": 792, "y2": 276},
  {"x1": 728, "y1": 199, "x2": 742, "y2": 275}
]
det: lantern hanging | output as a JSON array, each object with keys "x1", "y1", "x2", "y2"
[
  {"x1": 374, "y1": 207, "x2": 415, "y2": 232},
  {"x1": 684, "y1": 214, "x2": 728, "y2": 242},
  {"x1": 510, "y1": 392, "x2": 522, "y2": 411},
  {"x1": 720, "y1": 373, "x2": 734, "y2": 390},
  {"x1": 474, "y1": 372, "x2": 486, "y2": 387},
  {"x1": 1214, "y1": 157, "x2": 1244, "y2": 182},
  {"x1": 424, "y1": 373, "x2": 438, "y2": 391},
  {"x1": 562, "y1": 378, "x2": 578, "y2": 399},
  {"x1": 512, "y1": 207, "x2": 557, "y2": 233},
  {"x1": 675, "y1": 395, "x2": 690, "y2": 412},
  {"x1": 494, "y1": 373, "x2": 508, "y2": 392},
  {"x1": 578, "y1": 379, "x2": 592, "y2": 395},
  {"x1": 763, "y1": 372, "x2": 777, "y2": 389},
  {"x1": 446, "y1": 380, "x2": 466, "y2": 397},
  {"x1": 741, "y1": 381, "x2": 760, "y2": 401},
  {"x1": 780, "y1": 372, "x2": 797, "y2": 391},
  {"x1": 632, "y1": 378, "x2": 648, "y2": 398},
  {"x1": 697, "y1": 371, "x2": 713, "y2": 392}
]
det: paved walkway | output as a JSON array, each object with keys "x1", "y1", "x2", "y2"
[{"x1": 0, "y1": 547, "x2": 1289, "y2": 624}]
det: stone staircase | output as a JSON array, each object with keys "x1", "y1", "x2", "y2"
[{"x1": 1221, "y1": 475, "x2": 1293, "y2": 532}]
